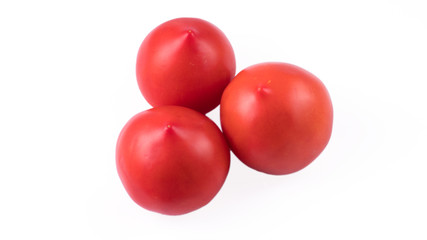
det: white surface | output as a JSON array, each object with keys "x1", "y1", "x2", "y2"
[{"x1": 1, "y1": 0, "x2": 426, "y2": 239}]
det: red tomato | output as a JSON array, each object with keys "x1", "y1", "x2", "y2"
[
  {"x1": 136, "y1": 18, "x2": 236, "y2": 114},
  {"x1": 116, "y1": 106, "x2": 230, "y2": 215},
  {"x1": 220, "y1": 63, "x2": 333, "y2": 175}
]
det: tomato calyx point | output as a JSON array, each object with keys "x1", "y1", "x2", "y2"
[
  {"x1": 256, "y1": 85, "x2": 271, "y2": 95},
  {"x1": 164, "y1": 123, "x2": 174, "y2": 133},
  {"x1": 185, "y1": 29, "x2": 195, "y2": 39}
]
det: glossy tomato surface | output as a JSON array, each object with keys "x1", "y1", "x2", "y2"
[
  {"x1": 220, "y1": 63, "x2": 333, "y2": 175},
  {"x1": 116, "y1": 106, "x2": 230, "y2": 215},
  {"x1": 136, "y1": 18, "x2": 236, "y2": 114}
]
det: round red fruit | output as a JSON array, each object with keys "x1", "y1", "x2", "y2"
[
  {"x1": 220, "y1": 62, "x2": 333, "y2": 175},
  {"x1": 136, "y1": 18, "x2": 236, "y2": 114},
  {"x1": 116, "y1": 106, "x2": 230, "y2": 215}
]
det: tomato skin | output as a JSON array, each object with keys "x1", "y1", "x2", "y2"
[
  {"x1": 220, "y1": 63, "x2": 333, "y2": 175},
  {"x1": 116, "y1": 106, "x2": 230, "y2": 215},
  {"x1": 136, "y1": 18, "x2": 236, "y2": 114}
]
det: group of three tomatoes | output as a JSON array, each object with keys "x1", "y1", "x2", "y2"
[{"x1": 116, "y1": 18, "x2": 333, "y2": 215}]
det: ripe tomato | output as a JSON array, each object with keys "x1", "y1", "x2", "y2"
[
  {"x1": 136, "y1": 18, "x2": 236, "y2": 114},
  {"x1": 116, "y1": 106, "x2": 230, "y2": 215},
  {"x1": 220, "y1": 63, "x2": 333, "y2": 175}
]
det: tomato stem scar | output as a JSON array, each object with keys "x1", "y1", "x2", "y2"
[{"x1": 164, "y1": 124, "x2": 173, "y2": 132}]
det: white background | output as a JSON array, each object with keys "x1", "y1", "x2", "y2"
[{"x1": 1, "y1": 0, "x2": 426, "y2": 239}]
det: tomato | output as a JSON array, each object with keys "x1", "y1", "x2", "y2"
[
  {"x1": 136, "y1": 18, "x2": 236, "y2": 114},
  {"x1": 220, "y1": 63, "x2": 333, "y2": 175},
  {"x1": 116, "y1": 106, "x2": 230, "y2": 215}
]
